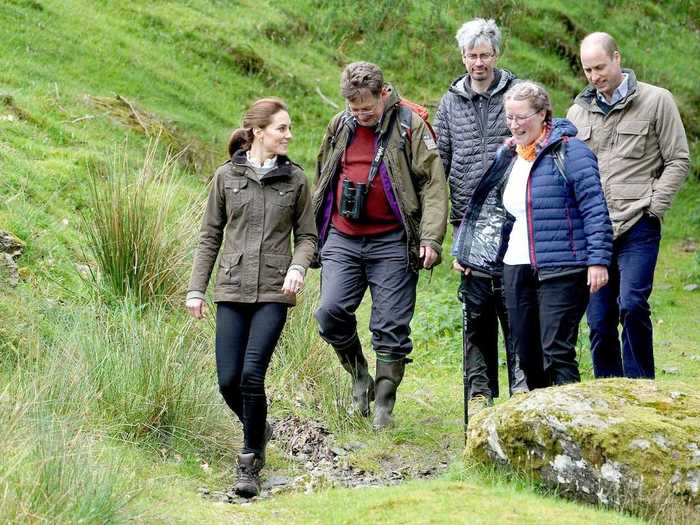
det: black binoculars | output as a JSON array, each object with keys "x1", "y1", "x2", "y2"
[{"x1": 339, "y1": 178, "x2": 367, "y2": 220}]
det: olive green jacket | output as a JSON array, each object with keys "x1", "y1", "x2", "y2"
[
  {"x1": 567, "y1": 69, "x2": 689, "y2": 238},
  {"x1": 313, "y1": 86, "x2": 448, "y2": 270},
  {"x1": 187, "y1": 151, "x2": 317, "y2": 306}
]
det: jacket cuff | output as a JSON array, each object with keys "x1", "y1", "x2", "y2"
[
  {"x1": 186, "y1": 290, "x2": 206, "y2": 302},
  {"x1": 287, "y1": 264, "x2": 306, "y2": 277},
  {"x1": 420, "y1": 239, "x2": 443, "y2": 254}
]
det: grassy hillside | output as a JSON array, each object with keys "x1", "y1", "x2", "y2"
[{"x1": 1, "y1": 1, "x2": 699, "y2": 523}]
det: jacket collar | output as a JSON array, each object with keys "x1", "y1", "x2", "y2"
[
  {"x1": 230, "y1": 149, "x2": 293, "y2": 181},
  {"x1": 500, "y1": 118, "x2": 577, "y2": 161},
  {"x1": 574, "y1": 68, "x2": 639, "y2": 114},
  {"x1": 449, "y1": 68, "x2": 516, "y2": 100}
]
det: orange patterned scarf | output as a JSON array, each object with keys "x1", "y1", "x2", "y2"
[{"x1": 515, "y1": 121, "x2": 552, "y2": 161}]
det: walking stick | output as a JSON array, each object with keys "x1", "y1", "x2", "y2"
[{"x1": 462, "y1": 303, "x2": 469, "y2": 446}]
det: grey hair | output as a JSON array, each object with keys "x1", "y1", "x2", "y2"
[
  {"x1": 504, "y1": 81, "x2": 553, "y2": 122},
  {"x1": 455, "y1": 18, "x2": 501, "y2": 55},
  {"x1": 340, "y1": 61, "x2": 384, "y2": 100}
]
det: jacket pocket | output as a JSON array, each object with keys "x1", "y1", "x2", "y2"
[
  {"x1": 225, "y1": 178, "x2": 252, "y2": 216},
  {"x1": 615, "y1": 120, "x2": 649, "y2": 159},
  {"x1": 261, "y1": 253, "x2": 292, "y2": 289},
  {"x1": 607, "y1": 182, "x2": 652, "y2": 221},
  {"x1": 576, "y1": 125, "x2": 592, "y2": 142},
  {"x1": 216, "y1": 252, "x2": 243, "y2": 287},
  {"x1": 269, "y1": 183, "x2": 296, "y2": 208}
]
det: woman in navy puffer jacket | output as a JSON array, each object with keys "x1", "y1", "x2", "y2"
[{"x1": 454, "y1": 81, "x2": 613, "y2": 390}]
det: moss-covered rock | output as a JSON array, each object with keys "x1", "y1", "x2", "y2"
[{"x1": 465, "y1": 379, "x2": 700, "y2": 524}]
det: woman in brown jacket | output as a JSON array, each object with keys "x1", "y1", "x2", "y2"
[{"x1": 185, "y1": 98, "x2": 317, "y2": 498}]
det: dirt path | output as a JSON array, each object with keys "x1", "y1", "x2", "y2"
[{"x1": 199, "y1": 415, "x2": 453, "y2": 504}]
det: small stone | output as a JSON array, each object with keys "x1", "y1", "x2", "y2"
[
  {"x1": 656, "y1": 283, "x2": 673, "y2": 291},
  {"x1": 684, "y1": 284, "x2": 699, "y2": 292},
  {"x1": 330, "y1": 446, "x2": 347, "y2": 456},
  {"x1": 662, "y1": 367, "x2": 680, "y2": 375},
  {"x1": 670, "y1": 391, "x2": 685, "y2": 400},
  {"x1": 345, "y1": 441, "x2": 367, "y2": 451},
  {"x1": 629, "y1": 439, "x2": 651, "y2": 450}
]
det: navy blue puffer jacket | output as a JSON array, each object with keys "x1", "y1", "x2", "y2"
[{"x1": 453, "y1": 118, "x2": 612, "y2": 271}]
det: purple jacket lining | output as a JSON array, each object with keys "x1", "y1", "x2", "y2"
[{"x1": 319, "y1": 134, "x2": 403, "y2": 243}]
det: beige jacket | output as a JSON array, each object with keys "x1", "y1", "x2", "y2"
[
  {"x1": 567, "y1": 69, "x2": 689, "y2": 238},
  {"x1": 187, "y1": 151, "x2": 317, "y2": 306}
]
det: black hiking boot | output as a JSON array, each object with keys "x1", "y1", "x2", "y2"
[
  {"x1": 234, "y1": 453, "x2": 263, "y2": 498},
  {"x1": 334, "y1": 338, "x2": 375, "y2": 417},
  {"x1": 373, "y1": 359, "x2": 406, "y2": 430}
]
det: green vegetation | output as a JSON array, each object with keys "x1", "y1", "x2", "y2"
[{"x1": 1, "y1": 0, "x2": 698, "y2": 523}]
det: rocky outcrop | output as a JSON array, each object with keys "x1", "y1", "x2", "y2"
[
  {"x1": 0, "y1": 229, "x2": 24, "y2": 287},
  {"x1": 465, "y1": 379, "x2": 700, "y2": 524}
]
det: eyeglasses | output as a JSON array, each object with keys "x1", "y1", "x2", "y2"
[
  {"x1": 505, "y1": 110, "x2": 541, "y2": 125},
  {"x1": 464, "y1": 52, "x2": 495, "y2": 62},
  {"x1": 348, "y1": 97, "x2": 381, "y2": 117}
]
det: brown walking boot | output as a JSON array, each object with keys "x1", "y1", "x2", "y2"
[{"x1": 234, "y1": 453, "x2": 263, "y2": 498}]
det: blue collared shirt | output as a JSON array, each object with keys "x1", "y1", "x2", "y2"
[{"x1": 596, "y1": 73, "x2": 629, "y2": 106}]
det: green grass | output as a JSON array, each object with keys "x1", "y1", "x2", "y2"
[
  {"x1": 243, "y1": 478, "x2": 648, "y2": 525},
  {"x1": 1, "y1": 0, "x2": 699, "y2": 523}
]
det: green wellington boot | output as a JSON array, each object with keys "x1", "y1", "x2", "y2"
[
  {"x1": 334, "y1": 338, "x2": 375, "y2": 417},
  {"x1": 373, "y1": 359, "x2": 406, "y2": 430}
]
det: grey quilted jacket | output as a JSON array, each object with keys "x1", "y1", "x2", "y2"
[{"x1": 433, "y1": 69, "x2": 517, "y2": 225}]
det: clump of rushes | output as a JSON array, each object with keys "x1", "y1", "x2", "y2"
[
  {"x1": 0, "y1": 395, "x2": 135, "y2": 524},
  {"x1": 57, "y1": 300, "x2": 232, "y2": 457},
  {"x1": 81, "y1": 139, "x2": 200, "y2": 306}
]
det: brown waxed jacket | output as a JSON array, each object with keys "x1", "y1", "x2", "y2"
[
  {"x1": 187, "y1": 150, "x2": 317, "y2": 306},
  {"x1": 567, "y1": 69, "x2": 689, "y2": 238},
  {"x1": 313, "y1": 86, "x2": 448, "y2": 270}
]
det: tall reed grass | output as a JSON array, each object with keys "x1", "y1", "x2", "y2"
[
  {"x1": 81, "y1": 140, "x2": 201, "y2": 306},
  {"x1": 0, "y1": 391, "x2": 135, "y2": 524},
  {"x1": 50, "y1": 301, "x2": 233, "y2": 457}
]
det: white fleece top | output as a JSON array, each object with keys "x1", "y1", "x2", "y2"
[{"x1": 503, "y1": 155, "x2": 533, "y2": 265}]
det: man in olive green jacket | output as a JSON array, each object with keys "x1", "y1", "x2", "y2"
[
  {"x1": 567, "y1": 32, "x2": 689, "y2": 379},
  {"x1": 313, "y1": 61, "x2": 448, "y2": 429}
]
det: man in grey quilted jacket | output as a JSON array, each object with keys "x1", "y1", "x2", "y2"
[{"x1": 434, "y1": 18, "x2": 527, "y2": 409}]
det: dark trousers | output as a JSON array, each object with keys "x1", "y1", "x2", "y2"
[
  {"x1": 315, "y1": 227, "x2": 418, "y2": 362},
  {"x1": 215, "y1": 302, "x2": 287, "y2": 455},
  {"x1": 459, "y1": 273, "x2": 526, "y2": 398},
  {"x1": 587, "y1": 214, "x2": 661, "y2": 379},
  {"x1": 504, "y1": 265, "x2": 588, "y2": 389}
]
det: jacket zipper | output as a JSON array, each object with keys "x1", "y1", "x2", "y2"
[
  {"x1": 384, "y1": 152, "x2": 414, "y2": 270},
  {"x1": 525, "y1": 169, "x2": 537, "y2": 270},
  {"x1": 565, "y1": 206, "x2": 576, "y2": 257}
]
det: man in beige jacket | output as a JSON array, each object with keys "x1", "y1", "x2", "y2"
[{"x1": 567, "y1": 32, "x2": 689, "y2": 379}]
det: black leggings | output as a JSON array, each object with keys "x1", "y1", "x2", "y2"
[{"x1": 215, "y1": 302, "x2": 288, "y2": 455}]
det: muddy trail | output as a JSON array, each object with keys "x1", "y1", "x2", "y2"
[{"x1": 199, "y1": 416, "x2": 454, "y2": 504}]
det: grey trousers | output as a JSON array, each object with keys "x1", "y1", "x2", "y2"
[{"x1": 315, "y1": 227, "x2": 418, "y2": 362}]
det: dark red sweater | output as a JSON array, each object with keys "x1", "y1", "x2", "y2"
[{"x1": 331, "y1": 126, "x2": 401, "y2": 236}]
